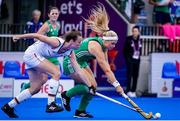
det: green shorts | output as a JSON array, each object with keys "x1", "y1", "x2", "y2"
[
  {"x1": 63, "y1": 56, "x2": 88, "y2": 75},
  {"x1": 47, "y1": 57, "x2": 59, "y2": 65}
]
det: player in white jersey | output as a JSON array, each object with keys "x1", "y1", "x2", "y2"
[
  {"x1": 1, "y1": 30, "x2": 90, "y2": 118},
  {"x1": 23, "y1": 37, "x2": 73, "y2": 69}
]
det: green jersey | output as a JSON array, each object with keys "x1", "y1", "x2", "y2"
[
  {"x1": 63, "y1": 37, "x2": 106, "y2": 75},
  {"x1": 46, "y1": 20, "x2": 59, "y2": 37},
  {"x1": 46, "y1": 20, "x2": 60, "y2": 65},
  {"x1": 154, "y1": 0, "x2": 170, "y2": 13}
]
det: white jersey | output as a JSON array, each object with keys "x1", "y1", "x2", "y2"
[
  {"x1": 23, "y1": 37, "x2": 72, "y2": 69},
  {"x1": 25, "y1": 37, "x2": 72, "y2": 57}
]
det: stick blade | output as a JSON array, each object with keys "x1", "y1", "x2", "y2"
[{"x1": 145, "y1": 112, "x2": 153, "y2": 119}]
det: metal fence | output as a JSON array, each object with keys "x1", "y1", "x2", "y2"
[
  {"x1": 0, "y1": 24, "x2": 32, "y2": 51},
  {"x1": 139, "y1": 26, "x2": 180, "y2": 55},
  {"x1": 0, "y1": 24, "x2": 180, "y2": 55}
]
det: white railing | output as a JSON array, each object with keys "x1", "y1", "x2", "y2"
[{"x1": 0, "y1": 24, "x2": 180, "y2": 55}]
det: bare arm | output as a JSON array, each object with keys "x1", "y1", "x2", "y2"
[
  {"x1": 104, "y1": 51, "x2": 109, "y2": 62},
  {"x1": 91, "y1": 59, "x2": 97, "y2": 77},
  {"x1": 13, "y1": 33, "x2": 59, "y2": 48},
  {"x1": 69, "y1": 51, "x2": 92, "y2": 87},
  {"x1": 88, "y1": 41, "x2": 124, "y2": 94},
  {"x1": 149, "y1": 0, "x2": 170, "y2": 6},
  {"x1": 149, "y1": 0, "x2": 157, "y2": 5},
  {"x1": 28, "y1": 22, "x2": 49, "y2": 42},
  {"x1": 37, "y1": 22, "x2": 49, "y2": 35}
]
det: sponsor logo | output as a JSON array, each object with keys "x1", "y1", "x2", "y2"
[
  {"x1": 39, "y1": 84, "x2": 64, "y2": 94},
  {"x1": 0, "y1": 84, "x2": 12, "y2": 90}
]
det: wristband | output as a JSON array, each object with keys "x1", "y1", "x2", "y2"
[{"x1": 112, "y1": 81, "x2": 120, "y2": 88}]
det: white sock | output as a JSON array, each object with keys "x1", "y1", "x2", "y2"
[
  {"x1": 8, "y1": 99, "x2": 17, "y2": 108},
  {"x1": 8, "y1": 89, "x2": 32, "y2": 108},
  {"x1": 48, "y1": 79, "x2": 59, "y2": 105}
]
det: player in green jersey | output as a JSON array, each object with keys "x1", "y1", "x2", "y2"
[{"x1": 61, "y1": 4, "x2": 124, "y2": 118}]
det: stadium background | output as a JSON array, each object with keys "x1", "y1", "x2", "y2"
[{"x1": 0, "y1": 0, "x2": 180, "y2": 120}]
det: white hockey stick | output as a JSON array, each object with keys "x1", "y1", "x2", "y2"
[{"x1": 96, "y1": 92, "x2": 155, "y2": 119}]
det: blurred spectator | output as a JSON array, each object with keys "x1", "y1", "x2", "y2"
[
  {"x1": 0, "y1": 0, "x2": 9, "y2": 20},
  {"x1": 149, "y1": 0, "x2": 173, "y2": 25},
  {"x1": 123, "y1": 26, "x2": 142, "y2": 97},
  {"x1": 131, "y1": 0, "x2": 145, "y2": 23},
  {"x1": 149, "y1": 0, "x2": 174, "y2": 52},
  {"x1": 24, "y1": 9, "x2": 43, "y2": 45}
]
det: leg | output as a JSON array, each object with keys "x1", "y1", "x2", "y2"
[
  {"x1": 61, "y1": 68, "x2": 92, "y2": 111},
  {"x1": 35, "y1": 60, "x2": 60, "y2": 102},
  {"x1": 126, "y1": 61, "x2": 133, "y2": 92},
  {"x1": 47, "y1": 65, "x2": 60, "y2": 105},
  {"x1": 35, "y1": 60, "x2": 63, "y2": 112},
  {"x1": 74, "y1": 93, "x2": 93, "y2": 118},
  {"x1": 21, "y1": 59, "x2": 61, "y2": 94},
  {"x1": 61, "y1": 67, "x2": 95, "y2": 118},
  {"x1": 1, "y1": 69, "x2": 43, "y2": 118},
  {"x1": 20, "y1": 72, "x2": 47, "y2": 92},
  {"x1": 132, "y1": 61, "x2": 140, "y2": 92},
  {"x1": 1, "y1": 59, "x2": 60, "y2": 118}
]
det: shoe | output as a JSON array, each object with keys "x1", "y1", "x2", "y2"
[
  {"x1": 1, "y1": 104, "x2": 18, "y2": 118},
  {"x1": 127, "y1": 91, "x2": 136, "y2": 97},
  {"x1": 20, "y1": 82, "x2": 30, "y2": 92},
  {"x1": 61, "y1": 91, "x2": 71, "y2": 111},
  {"x1": 131, "y1": 92, "x2": 137, "y2": 97},
  {"x1": 46, "y1": 102, "x2": 64, "y2": 113},
  {"x1": 74, "y1": 110, "x2": 93, "y2": 118},
  {"x1": 127, "y1": 92, "x2": 132, "y2": 97},
  {"x1": 20, "y1": 82, "x2": 25, "y2": 92}
]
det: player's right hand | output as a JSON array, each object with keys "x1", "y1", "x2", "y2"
[{"x1": 89, "y1": 86, "x2": 96, "y2": 95}]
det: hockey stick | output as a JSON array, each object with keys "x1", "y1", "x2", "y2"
[
  {"x1": 122, "y1": 93, "x2": 152, "y2": 119},
  {"x1": 96, "y1": 92, "x2": 153, "y2": 119}
]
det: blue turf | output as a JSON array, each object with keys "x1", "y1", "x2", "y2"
[{"x1": 0, "y1": 97, "x2": 180, "y2": 120}]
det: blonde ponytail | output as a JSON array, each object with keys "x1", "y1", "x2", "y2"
[
  {"x1": 85, "y1": 3, "x2": 118, "y2": 41},
  {"x1": 84, "y1": 3, "x2": 109, "y2": 34}
]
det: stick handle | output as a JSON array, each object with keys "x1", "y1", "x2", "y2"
[{"x1": 95, "y1": 92, "x2": 136, "y2": 111}]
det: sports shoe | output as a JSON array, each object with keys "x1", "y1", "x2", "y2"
[
  {"x1": 127, "y1": 91, "x2": 136, "y2": 97},
  {"x1": 74, "y1": 110, "x2": 93, "y2": 118},
  {"x1": 46, "y1": 102, "x2": 64, "y2": 113},
  {"x1": 20, "y1": 82, "x2": 30, "y2": 92},
  {"x1": 61, "y1": 91, "x2": 71, "y2": 111},
  {"x1": 1, "y1": 104, "x2": 18, "y2": 118}
]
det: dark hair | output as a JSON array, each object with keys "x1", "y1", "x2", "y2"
[
  {"x1": 64, "y1": 30, "x2": 82, "y2": 42},
  {"x1": 133, "y1": 25, "x2": 140, "y2": 30},
  {"x1": 48, "y1": 6, "x2": 59, "y2": 14}
]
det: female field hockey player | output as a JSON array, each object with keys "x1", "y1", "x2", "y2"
[
  {"x1": 61, "y1": 4, "x2": 124, "y2": 118},
  {"x1": 1, "y1": 30, "x2": 91, "y2": 118},
  {"x1": 21, "y1": 6, "x2": 64, "y2": 112}
]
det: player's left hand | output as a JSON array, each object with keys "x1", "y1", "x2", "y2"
[
  {"x1": 13, "y1": 35, "x2": 20, "y2": 42},
  {"x1": 116, "y1": 86, "x2": 124, "y2": 95}
]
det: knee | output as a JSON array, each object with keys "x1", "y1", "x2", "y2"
[
  {"x1": 52, "y1": 70, "x2": 60, "y2": 80},
  {"x1": 78, "y1": 84, "x2": 89, "y2": 94},
  {"x1": 42, "y1": 75, "x2": 48, "y2": 82}
]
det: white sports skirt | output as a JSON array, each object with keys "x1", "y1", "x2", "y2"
[{"x1": 23, "y1": 47, "x2": 45, "y2": 69}]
